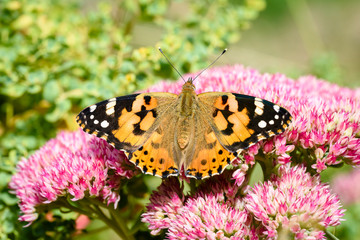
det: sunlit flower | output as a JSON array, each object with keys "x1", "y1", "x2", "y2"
[
  {"x1": 245, "y1": 165, "x2": 345, "y2": 239},
  {"x1": 142, "y1": 172, "x2": 255, "y2": 239},
  {"x1": 9, "y1": 129, "x2": 137, "y2": 225},
  {"x1": 167, "y1": 195, "x2": 251, "y2": 240},
  {"x1": 332, "y1": 168, "x2": 360, "y2": 205}
]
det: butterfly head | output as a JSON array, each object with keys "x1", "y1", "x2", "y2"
[{"x1": 182, "y1": 78, "x2": 196, "y2": 92}]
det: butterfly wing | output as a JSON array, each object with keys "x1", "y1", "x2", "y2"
[
  {"x1": 76, "y1": 93, "x2": 178, "y2": 152},
  {"x1": 127, "y1": 113, "x2": 180, "y2": 178},
  {"x1": 185, "y1": 113, "x2": 237, "y2": 179},
  {"x1": 197, "y1": 92, "x2": 292, "y2": 153}
]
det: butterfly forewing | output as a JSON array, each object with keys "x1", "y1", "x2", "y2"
[
  {"x1": 198, "y1": 92, "x2": 292, "y2": 153},
  {"x1": 76, "y1": 93, "x2": 177, "y2": 152}
]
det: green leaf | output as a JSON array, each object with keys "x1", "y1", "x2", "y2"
[{"x1": 43, "y1": 80, "x2": 61, "y2": 102}]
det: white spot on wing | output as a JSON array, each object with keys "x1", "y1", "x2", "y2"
[
  {"x1": 254, "y1": 98, "x2": 265, "y2": 115},
  {"x1": 258, "y1": 120, "x2": 267, "y2": 128},
  {"x1": 273, "y1": 105, "x2": 280, "y2": 112},
  {"x1": 106, "y1": 107, "x2": 115, "y2": 116},
  {"x1": 94, "y1": 120, "x2": 99, "y2": 124},
  {"x1": 89, "y1": 105, "x2": 97, "y2": 112},
  {"x1": 254, "y1": 98, "x2": 264, "y2": 108},
  {"x1": 255, "y1": 107, "x2": 263, "y2": 115},
  {"x1": 106, "y1": 100, "x2": 116, "y2": 115},
  {"x1": 269, "y1": 120, "x2": 274, "y2": 125},
  {"x1": 90, "y1": 115, "x2": 94, "y2": 119},
  {"x1": 101, "y1": 120, "x2": 109, "y2": 128},
  {"x1": 275, "y1": 115, "x2": 279, "y2": 119}
]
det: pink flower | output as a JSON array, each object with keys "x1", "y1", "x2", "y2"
[
  {"x1": 332, "y1": 168, "x2": 360, "y2": 205},
  {"x1": 142, "y1": 172, "x2": 255, "y2": 239},
  {"x1": 9, "y1": 129, "x2": 137, "y2": 225},
  {"x1": 141, "y1": 177, "x2": 185, "y2": 235},
  {"x1": 167, "y1": 195, "x2": 251, "y2": 240},
  {"x1": 245, "y1": 165, "x2": 345, "y2": 239},
  {"x1": 232, "y1": 164, "x2": 249, "y2": 187}
]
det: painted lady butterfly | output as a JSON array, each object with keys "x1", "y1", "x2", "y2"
[{"x1": 77, "y1": 50, "x2": 292, "y2": 180}]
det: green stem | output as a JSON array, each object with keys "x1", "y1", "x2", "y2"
[
  {"x1": 55, "y1": 197, "x2": 132, "y2": 240},
  {"x1": 109, "y1": 208, "x2": 135, "y2": 240},
  {"x1": 55, "y1": 198, "x2": 95, "y2": 217},
  {"x1": 89, "y1": 202, "x2": 128, "y2": 240},
  {"x1": 325, "y1": 229, "x2": 339, "y2": 240}
]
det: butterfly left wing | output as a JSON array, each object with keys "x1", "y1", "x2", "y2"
[
  {"x1": 76, "y1": 93, "x2": 178, "y2": 152},
  {"x1": 197, "y1": 92, "x2": 292, "y2": 153}
]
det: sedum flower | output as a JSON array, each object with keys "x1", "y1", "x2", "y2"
[
  {"x1": 245, "y1": 165, "x2": 345, "y2": 239},
  {"x1": 9, "y1": 129, "x2": 137, "y2": 225},
  {"x1": 142, "y1": 172, "x2": 256, "y2": 240}
]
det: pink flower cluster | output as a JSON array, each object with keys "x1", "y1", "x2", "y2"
[
  {"x1": 142, "y1": 166, "x2": 344, "y2": 240},
  {"x1": 147, "y1": 65, "x2": 360, "y2": 172},
  {"x1": 9, "y1": 129, "x2": 137, "y2": 224},
  {"x1": 332, "y1": 168, "x2": 360, "y2": 205},
  {"x1": 246, "y1": 165, "x2": 344, "y2": 239},
  {"x1": 142, "y1": 172, "x2": 256, "y2": 239}
]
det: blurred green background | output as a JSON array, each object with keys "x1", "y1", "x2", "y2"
[{"x1": 0, "y1": 0, "x2": 359, "y2": 239}]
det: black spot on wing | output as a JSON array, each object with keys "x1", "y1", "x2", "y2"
[
  {"x1": 217, "y1": 165, "x2": 223, "y2": 174},
  {"x1": 144, "y1": 95, "x2": 151, "y2": 105},
  {"x1": 221, "y1": 95, "x2": 228, "y2": 105},
  {"x1": 195, "y1": 172, "x2": 203, "y2": 180},
  {"x1": 162, "y1": 170, "x2": 170, "y2": 178},
  {"x1": 151, "y1": 109, "x2": 158, "y2": 118},
  {"x1": 221, "y1": 122, "x2": 234, "y2": 136}
]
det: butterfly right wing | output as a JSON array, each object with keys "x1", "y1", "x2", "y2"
[{"x1": 76, "y1": 93, "x2": 178, "y2": 152}]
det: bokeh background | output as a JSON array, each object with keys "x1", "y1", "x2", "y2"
[{"x1": 0, "y1": 0, "x2": 359, "y2": 239}]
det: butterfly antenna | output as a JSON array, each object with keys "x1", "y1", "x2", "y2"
[
  {"x1": 158, "y1": 47, "x2": 186, "y2": 82},
  {"x1": 193, "y1": 48, "x2": 227, "y2": 81}
]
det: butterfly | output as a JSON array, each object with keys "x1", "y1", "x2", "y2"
[{"x1": 76, "y1": 77, "x2": 292, "y2": 180}]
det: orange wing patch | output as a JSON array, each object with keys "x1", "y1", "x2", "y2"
[
  {"x1": 186, "y1": 126, "x2": 237, "y2": 179},
  {"x1": 212, "y1": 94, "x2": 255, "y2": 147},
  {"x1": 128, "y1": 127, "x2": 179, "y2": 178}
]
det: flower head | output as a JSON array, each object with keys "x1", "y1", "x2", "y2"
[
  {"x1": 142, "y1": 172, "x2": 255, "y2": 239},
  {"x1": 9, "y1": 129, "x2": 137, "y2": 225},
  {"x1": 245, "y1": 165, "x2": 345, "y2": 239}
]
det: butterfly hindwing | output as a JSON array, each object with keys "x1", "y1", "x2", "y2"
[
  {"x1": 76, "y1": 93, "x2": 177, "y2": 152},
  {"x1": 198, "y1": 92, "x2": 292, "y2": 153},
  {"x1": 127, "y1": 114, "x2": 179, "y2": 178},
  {"x1": 185, "y1": 113, "x2": 237, "y2": 179}
]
